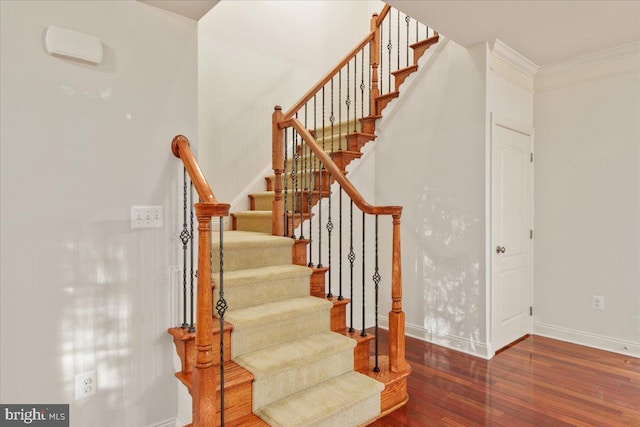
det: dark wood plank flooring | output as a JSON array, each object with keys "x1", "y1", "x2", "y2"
[{"x1": 371, "y1": 331, "x2": 640, "y2": 426}]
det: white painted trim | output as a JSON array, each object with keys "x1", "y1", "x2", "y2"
[
  {"x1": 535, "y1": 52, "x2": 640, "y2": 93},
  {"x1": 229, "y1": 163, "x2": 272, "y2": 212},
  {"x1": 534, "y1": 322, "x2": 640, "y2": 358},
  {"x1": 538, "y1": 40, "x2": 640, "y2": 77},
  {"x1": 490, "y1": 55, "x2": 535, "y2": 93},
  {"x1": 490, "y1": 39, "x2": 539, "y2": 78},
  {"x1": 175, "y1": 417, "x2": 188, "y2": 427},
  {"x1": 379, "y1": 316, "x2": 492, "y2": 359},
  {"x1": 147, "y1": 418, "x2": 177, "y2": 427},
  {"x1": 377, "y1": 37, "x2": 449, "y2": 132}
]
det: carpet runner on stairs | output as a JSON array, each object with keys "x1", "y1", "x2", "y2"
[{"x1": 213, "y1": 230, "x2": 384, "y2": 426}]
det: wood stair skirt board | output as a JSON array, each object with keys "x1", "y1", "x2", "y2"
[
  {"x1": 411, "y1": 33, "x2": 440, "y2": 65},
  {"x1": 391, "y1": 65, "x2": 418, "y2": 91}
]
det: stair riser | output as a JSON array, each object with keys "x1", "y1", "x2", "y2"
[
  {"x1": 252, "y1": 348, "x2": 354, "y2": 410},
  {"x1": 316, "y1": 393, "x2": 380, "y2": 427},
  {"x1": 297, "y1": 135, "x2": 350, "y2": 156},
  {"x1": 381, "y1": 377, "x2": 408, "y2": 413},
  {"x1": 310, "y1": 268, "x2": 329, "y2": 298},
  {"x1": 346, "y1": 132, "x2": 376, "y2": 153},
  {"x1": 411, "y1": 35, "x2": 439, "y2": 65},
  {"x1": 257, "y1": 376, "x2": 382, "y2": 427},
  {"x1": 292, "y1": 239, "x2": 308, "y2": 266},
  {"x1": 229, "y1": 307, "x2": 330, "y2": 357},
  {"x1": 375, "y1": 93, "x2": 398, "y2": 116},
  {"x1": 212, "y1": 238, "x2": 293, "y2": 272},
  {"x1": 310, "y1": 119, "x2": 358, "y2": 137},
  {"x1": 217, "y1": 271, "x2": 311, "y2": 310},
  {"x1": 359, "y1": 116, "x2": 379, "y2": 134},
  {"x1": 232, "y1": 214, "x2": 271, "y2": 233},
  {"x1": 215, "y1": 378, "x2": 253, "y2": 424}
]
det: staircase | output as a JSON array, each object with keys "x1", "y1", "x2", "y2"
[{"x1": 169, "y1": 5, "x2": 440, "y2": 426}]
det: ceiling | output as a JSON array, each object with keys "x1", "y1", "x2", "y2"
[
  {"x1": 139, "y1": 0, "x2": 219, "y2": 21},
  {"x1": 387, "y1": 0, "x2": 640, "y2": 67}
]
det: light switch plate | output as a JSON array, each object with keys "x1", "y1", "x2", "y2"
[{"x1": 131, "y1": 205, "x2": 163, "y2": 229}]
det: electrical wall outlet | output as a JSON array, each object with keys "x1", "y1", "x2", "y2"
[
  {"x1": 75, "y1": 371, "x2": 96, "y2": 400},
  {"x1": 592, "y1": 295, "x2": 605, "y2": 311},
  {"x1": 131, "y1": 205, "x2": 163, "y2": 229}
]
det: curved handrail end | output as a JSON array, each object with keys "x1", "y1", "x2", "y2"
[{"x1": 171, "y1": 135, "x2": 189, "y2": 159}]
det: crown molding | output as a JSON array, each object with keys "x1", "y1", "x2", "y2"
[
  {"x1": 490, "y1": 39, "x2": 539, "y2": 78},
  {"x1": 538, "y1": 40, "x2": 640, "y2": 76}
]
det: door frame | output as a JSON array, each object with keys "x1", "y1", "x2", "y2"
[{"x1": 488, "y1": 113, "x2": 534, "y2": 357}]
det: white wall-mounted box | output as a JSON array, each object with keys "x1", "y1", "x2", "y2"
[{"x1": 45, "y1": 25, "x2": 103, "y2": 64}]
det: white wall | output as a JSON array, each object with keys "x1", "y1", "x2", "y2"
[
  {"x1": 373, "y1": 40, "x2": 489, "y2": 357},
  {"x1": 198, "y1": 0, "x2": 382, "y2": 212},
  {"x1": 0, "y1": 1, "x2": 197, "y2": 425},
  {"x1": 533, "y1": 51, "x2": 640, "y2": 356}
]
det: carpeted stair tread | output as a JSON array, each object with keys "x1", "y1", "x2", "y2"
[
  {"x1": 211, "y1": 231, "x2": 293, "y2": 271},
  {"x1": 226, "y1": 296, "x2": 330, "y2": 325},
  {"x1": 235, "y1": 331, "x2": 355, "y2": 379},
  {"x1": 250, "y1": 190, "x2": 299, "y2": 211},
  {"x1": 226, "y1": 296, "x2": 332, "y2": 357},
  {"x1": 217, "y1": 265, "x2": 311, "y2": 309},
  {"x1": 256, "y1": 371, "x2": 384, "y2": 427},
  {"x1": 232, "y1": 211, "x2": 272, "y2": 233}
]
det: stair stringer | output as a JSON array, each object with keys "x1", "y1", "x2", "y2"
[{"x1": 376, "y1": 37, "x2": 448, "y2": 132}]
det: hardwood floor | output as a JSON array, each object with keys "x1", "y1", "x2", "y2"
[{"x1": 370, "y1": 330, "x2": 640, "y2": 426}]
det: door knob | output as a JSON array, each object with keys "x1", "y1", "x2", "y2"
[{"x1": 496, "y1": 246, "x2": 506, "y2": 254}]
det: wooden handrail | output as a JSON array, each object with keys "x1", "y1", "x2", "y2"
[
  {"x1": 172, "y1": 135, "x2": 218, "y2": 205},
  {"x1": 283, "y1": 31, "x2": 375, "y2": 119},
  {"x1": 375, "y1": 4, "x2": 391, "y2": 26},
  {"x1": 289, "y1": 118, "x2": 402, "y2": 217}
]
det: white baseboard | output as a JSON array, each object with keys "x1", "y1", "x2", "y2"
[
  {"x1": 229, "y1": 163, "x2": 272, "y2": 213},
  {"x1": 175, "y1": 417, "x2": 187, "y2": 427},
  {"x1": 148, "y1": 418, "x2": 177, "y2": 427},
  {"x1": 533, "y1": 322, "x2": 640, "y2": 358},
  {"x1": 379, "y1": 315, "x2": 491, "y2": 359}
]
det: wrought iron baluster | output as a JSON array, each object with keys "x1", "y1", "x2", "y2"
[
  {"x1": 339, "y1": 69, "x2": 343, "y2": 151},
  {"x1": 338, "y1": 187, "x2": 343, "y2": 301},
  {"x1": 215, "y1": 221, "x2": 228, "y2": 425},
  {"x1": 368, "y1": 44, "x2": 372, "y2": 117},
  {"x1": 406, "y1": 15, "x2": 410, "y2": 67},
  {"x1": 308, "y1": 97, "x2": 316, "y2": 267},
  {"x1": 397, "y1": 9, "x2": 400, "y2": 70},
  {"x1": 348, "y1": 200, "x2": 355, "y2": 332},
  {"x1": 317, "y1": 88, "x2": 324, "y2": 268},
  {"x1": 353, "y1": 54, "x2": 357, "y2": 133},
  {"x1": 304, "y1": 104, "x2": 309, "y2": 245},
  {"x1": 189, "y1": 184, "x2": 195, "y2": 332},
  {"x1": 361, "y1": 211, "x2": 367, "y2": 337},
  {"x1": 387, "y1": 13, "x2": 392, "y2": 90},
  {"x1": 327, "y1": 77, "x2": 335, "y2": 298},
  {"x1": 180, "y1": 167, "x2": 189, "y2": 329},
  {"x1": 416, "y1": 19, "x2": 419, "y2": 43},
  {"x1": 373, "y1": 215, "x2": 381, "y2": 372},
  {"x1": 345, "y1": 62, "x2": 350, "y2": 152},
  {"x1": 360, "y1": 47, "x2": 365, "y2": 130},
  {"x1": 283, "y1": 128, "x2": 289, "y2": 237},
  {"x1": 295, "y1": 113, "x2": 303, "y2": 240},
  {"x1": 380, "y1": 20, "x2": 384, "y2": 94}
]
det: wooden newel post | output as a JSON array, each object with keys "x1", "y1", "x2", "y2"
[
  {"x1": 370, "y1": 13, "x2": 381, "y2": 115},
  {"x1": 192, "y1": 203, "x2": 217, "y2": 427},
  {"x1": 388, "y1": 213, "x2": 405, "y2": 373},
  {"x1": 272, "y1": 105, "x2": 285, "y2": 236}
]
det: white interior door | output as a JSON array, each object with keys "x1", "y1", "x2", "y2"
[{"x1": 491, "y1": 119, "x2": 533, "y2": 352}]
